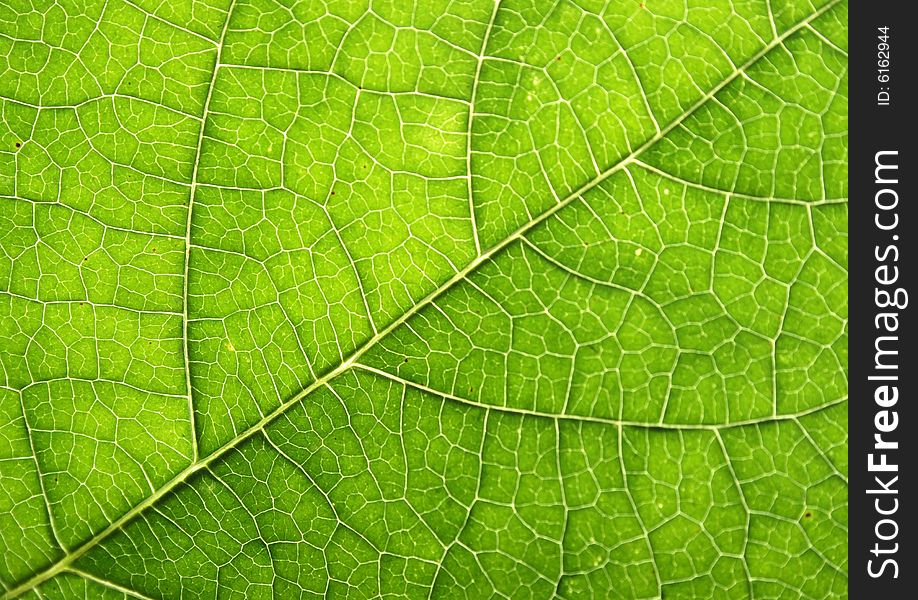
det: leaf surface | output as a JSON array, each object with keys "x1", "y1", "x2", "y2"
[{"x1": 0, "y1": 0, "x2": 848, "y2": 597}]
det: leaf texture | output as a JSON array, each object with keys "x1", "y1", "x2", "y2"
[{"x1": 0, "y1": 0, "x2": 847, "y2": 597}]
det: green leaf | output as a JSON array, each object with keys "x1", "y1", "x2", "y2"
[{"x1": 0, "y1": 0, "x2": 847, "y2": 597}]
